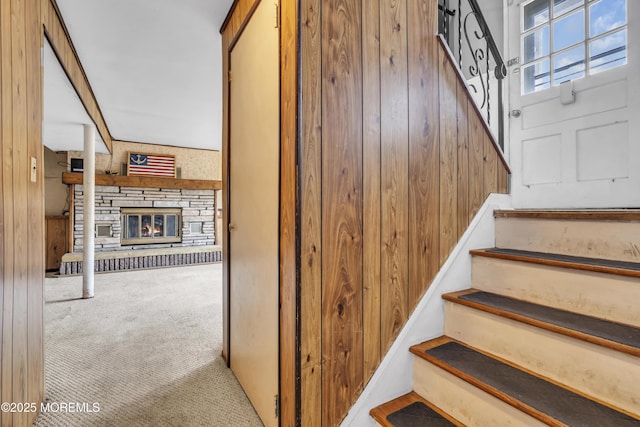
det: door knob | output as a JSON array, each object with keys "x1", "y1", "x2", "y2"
[
  {"x1": 228, "y1": 223, "x2": 237, "y2": 232},
  {"x1": 510, "y1": 109, "x2": 522, "y2": 118}
]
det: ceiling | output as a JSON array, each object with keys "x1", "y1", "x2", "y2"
[
  {"x1": 43, "y1": 0, "x2": 235, "y2": 153},
  {"x1": 43, "y1": 39, "x2": 110, "y2": 154}
]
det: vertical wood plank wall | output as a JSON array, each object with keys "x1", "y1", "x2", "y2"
[
  {"x1": 278, "y1": 0, "x2": 298, "y2": 425},
  {"x1": 300, "y1": 0, "x2": 323, "y2": 424},
  {"x1": 300, "y1": 1, "x2": 510, "y2": 425},
  {"x1": 320, "y1": 1, "x2": 364, "y2": 425},
  {"x1": 0, "y1": 0, "x2": 45, "y2": 425}
]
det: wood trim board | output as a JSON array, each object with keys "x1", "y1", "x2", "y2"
[{"x1": 62, "y1": 172, "x2": 221, "y2": 190}]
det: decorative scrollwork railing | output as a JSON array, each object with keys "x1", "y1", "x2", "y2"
[{"x1": 438, "y1": 0, "x2": 507, "y2": 149}]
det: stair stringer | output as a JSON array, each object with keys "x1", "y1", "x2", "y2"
[{"x1": 340, "y1": 194, "x2": 514, "y2": 427}]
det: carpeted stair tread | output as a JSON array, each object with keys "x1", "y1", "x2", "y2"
[
  {"x1": 471, "y1": 248, "x2": 640, "y2": 278},
  {"x1": 414, "y1": 339, "x2": 640, "y2": 426},
  {"x1": 445, "y1": 290, "x2": 640, "y2": 356},
  {"x1": 387, "y1": 402, "x2": 457, "y2": 427},
  {"x1": 370, "y1": 392, "x2": 464, "y2": 427}
]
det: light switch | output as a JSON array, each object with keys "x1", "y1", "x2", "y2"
[
  {"x1": 560, "y1": 81, "x2": 575, "y2": 105},
  {"x1": 30, "y1": 157, "x2": 37, "y2": 182}
]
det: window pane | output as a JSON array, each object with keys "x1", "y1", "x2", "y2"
[
  {"x1": 166, "y1": 215, "x2": 177, "y2": 237},
  {"x1": 553, "y1": 10, "x2": 584, "y2": 51},
  {"x1": 523, "y1": 26, "x2": 550, "y2": 62},
  {"x1": 127, "y1": 215, "x2": 139, "y2": 239},
  {"x1": 523, "y1": 59, "x2": 551, "y2": 94},
  {"x1": 553, "y1": 0, "x2": 582, "y2": 17},
  {"x1": 553, "y1": 45, "x2": 585, "y2": 85},
  {"x1": 590, "y1": 0, "x2": 626, "y2": 37},
  {"x1": 154, "y1": 215, "x2": 164, "y2": 237},
  {"x1": 524, "y1": 0, "x2": 550, "y2": 31},
  {"x1": 589, "y1": 29, "x2": 627, "y2": 74},
  {"x1": 142, "y1": 215, "x2": 152, "y2": 237}
]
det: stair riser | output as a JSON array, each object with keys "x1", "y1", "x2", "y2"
[
  {"x1": 495, "y1": 217, "x2": 640, "y2": 262},
  {"x1": 412, "y1": 357, "x2": 548, "y2": 427},
  {"x1": 472, "y1": 256, "x2": 640, "y2": 327},
  {"x1": 445, "y1": 302, "x2": 640, "y2": 416}
]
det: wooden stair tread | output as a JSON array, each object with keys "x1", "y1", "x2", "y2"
[
  {"x1": 494, "y1": 209, "x2": 640, "y2": 221},
  {"x1": 370, "y1": 392, "x2": 464, "y2": 427},
  {"x1": 444, "y1": 290, "x2": 640, "y2": 357},
  {"x1": 411, "y1": 338, "x2": 640, "y2": 426},
  {"x1": 471, "y1": 248, "x2": 640, "y2": 278}
]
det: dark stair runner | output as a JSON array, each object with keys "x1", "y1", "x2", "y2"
[
  {"x1": 386, "y1": 401, "x2": 457, "y2": 427},
  {"x1": 423, "y1": 341, "x2": 640, "y2": 426},
  {"x1": 457, "y1": 290, "x2": 640, "y2": 351},
  {"x1": 480, "y1": 248, "x2": 640, "y2": 275}
]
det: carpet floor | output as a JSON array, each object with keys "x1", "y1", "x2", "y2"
[{"x1": 33, "y1": 263, "x2": 264, "y2": 427}]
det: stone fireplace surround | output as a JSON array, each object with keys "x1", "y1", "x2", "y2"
[{"x1": 60, "y1": 180, "x2": 219, "y2": 275}]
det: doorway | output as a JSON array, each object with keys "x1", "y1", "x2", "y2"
[{"x1": 506, "y1": 0, "x2": 640, "y2": 208}]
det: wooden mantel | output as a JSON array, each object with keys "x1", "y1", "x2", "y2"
[{"x1": 62, "y1": 172, "x2": 222, "y2": 190}]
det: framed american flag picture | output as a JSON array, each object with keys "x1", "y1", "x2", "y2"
[{"x1": 127, "y1": 152, "x2": 176, "y2": 178}]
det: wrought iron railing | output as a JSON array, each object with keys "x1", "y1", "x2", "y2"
[{"x1": 438, "y1": 0, "x2": 507, "y2": 149}]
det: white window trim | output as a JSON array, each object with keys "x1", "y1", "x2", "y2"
[{"x1": 520, "y1": 0, "x2": 628, "y2": 95}]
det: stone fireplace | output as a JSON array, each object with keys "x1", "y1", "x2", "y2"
[
  {"x1": 59, "y1": 178, "x2": 221, "y2": 275},
  {"x1": 72, "y1": 184, "x2": 215, "y2": 252}
]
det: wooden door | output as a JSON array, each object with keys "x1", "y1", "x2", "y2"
[
  {"x1": 46, "y1": 216, "x2": 68, "y2": 271},
  {"x1": 506, "y1": 0, "x2": 640, "y2": 208},
  {"x1": 228, "y1": 1, "x2": 280, "y2": 425}
]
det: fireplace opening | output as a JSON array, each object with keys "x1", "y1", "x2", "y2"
[{"x1": 121, "y1": 208, "x2": 182, "y2": 245}]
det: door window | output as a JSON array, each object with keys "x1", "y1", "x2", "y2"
[{"x1": 521, "y1": 0, "x2": 627, "y2": 94}]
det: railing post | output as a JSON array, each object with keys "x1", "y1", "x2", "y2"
[
  {"x1": 498, "y1": 77, "x2": 504, "y2": 150},
  {"x1": 458, "y1": 0, "x2": 462, "y2": 68}
]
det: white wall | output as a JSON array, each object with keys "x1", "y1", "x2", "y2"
[{"x1": 44, "y1": 147, "x2": 70, "y2": 216}]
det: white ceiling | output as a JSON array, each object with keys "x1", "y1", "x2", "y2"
[
  {"x1": 44, "y1": 0, "x2": 235, "y2": 152},
  {"x1": 43, "y1": 39, "x2": 110, "y2": 154}
]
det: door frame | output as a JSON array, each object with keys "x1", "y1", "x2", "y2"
[{"x1": 220, "y1": 0, "x2": 298, "y2": 424}]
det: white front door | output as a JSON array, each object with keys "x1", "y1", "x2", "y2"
[
  {"x1": 506, "y1": 0, "x2": 640, "y2": 208},
  {"x1": 228, "y1": 0, "x2": 280, "y2": 425}
]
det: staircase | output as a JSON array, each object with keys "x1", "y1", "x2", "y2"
[{"x1": 370, "y1": 210, "x2": 640, "y2": 426}]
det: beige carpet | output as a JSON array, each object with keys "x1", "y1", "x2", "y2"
[{"x1": 33, "y1": 263, "x2": 263, "y2": 427}]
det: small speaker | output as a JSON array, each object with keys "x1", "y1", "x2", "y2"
[
  {"x1": 70, "y1": 158, "x2": 83, "y2": 172},
  {"x1": 176, "y1": 167, "x2": 182, "y2": 179},
  {"x1": 121, "y1": 162, "x2": 128, "y2": 176}
]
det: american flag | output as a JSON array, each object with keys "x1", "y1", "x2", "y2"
[{"x1": 128, "y1": 153, "x2": 175, "y2": 177}]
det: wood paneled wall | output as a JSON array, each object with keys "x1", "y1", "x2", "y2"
[
  {"x1": 0, "y1": 0, "x2": 45, "y2": 425},
  {"x1": 299, "y1": 1, "x2": 510, "y2": 425}
]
